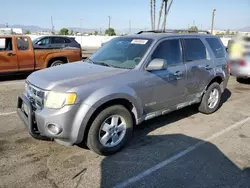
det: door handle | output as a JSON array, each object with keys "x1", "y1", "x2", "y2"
[
  {"x1": 7, "y1": 53, "x2": 16, "y2": 56},
  {"x1": 173, "y1": 71, "x2": 183, "y2": 80},
  {"x1": 205, "y1": 65, "x2": 212, "y2": 70}
]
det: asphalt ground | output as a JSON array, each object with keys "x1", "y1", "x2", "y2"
[{"x1": 0, "y1": 75, "x2": 250, "y2": 188}]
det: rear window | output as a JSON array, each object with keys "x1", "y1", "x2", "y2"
[
  {"x1": 184, "y1": 39, "x2": 207, "y2": 62},
  {"x1": 0, "y1": 38, "x2": 13, "y2": 51},
  {"x1": 17, "y1": 37, "x2": 29, "y2": 50},
  {"x1": 206, "y1": 38, "x2": 225, "y2": 58},
  {"x1": 51, "y1": 37, "x2": 70, "y2": 44}
]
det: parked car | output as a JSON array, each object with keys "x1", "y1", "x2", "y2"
[
  {"x1": 228, "y1": 34, "x2": 250, "y2": 82},
  {"x1": 17, "y1": 30, "x2": 229, "y2": 155},
  {"x1": 0, "y1": 35, "x2": 82, "y2": 74},
  {"x1": 32, "y1": 36, "x2": 81, "y2": 49}
]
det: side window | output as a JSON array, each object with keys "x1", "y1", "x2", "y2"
[
  {"x1": 51, "y1": 37, "x2": 66, "y2": 44},
  {"x1": 64, "y1": 38, "x2": 71, "y2": 43},
  {"x1": 37, "y1": 38, "x2": 50, "y2": 45},
  {"x1": 206, "y1": 38, "x2": 225, "y2": 58},
  {"x1": 184, "y1": 38, "x2": 207, "y2": 62},
  {"x1": 17, "y1": 37, "x2": 29, "y2": 50},
  {"x1": 151, "y1": 39, "x2": 181, "y2": 66},
  {"x1": 0, "y1": 38, "x2": 13, "y2": 51}
]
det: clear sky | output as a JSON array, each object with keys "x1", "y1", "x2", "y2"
[{"x1": 1, "y1": 0, "x2": 250, "y2": 30}]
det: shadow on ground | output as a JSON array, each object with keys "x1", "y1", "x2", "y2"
[
  {"x1": 0, "y1": 72, "x2": 31, "y2": 82},
  {"x1": 98, "y1": 89, "x2": 250, "y2": 188}
]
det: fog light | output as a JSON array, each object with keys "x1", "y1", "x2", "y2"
[{"x1": 47, "y1": 124, "x2": 62, "y2": 135}]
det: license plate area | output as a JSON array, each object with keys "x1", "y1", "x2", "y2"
[{"x1": 22, "y1": 102, "x2": 29, "y2": 117}]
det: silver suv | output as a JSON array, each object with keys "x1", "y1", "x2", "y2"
[{"x1": 17, "y1": 30, "x2": 230, "y2": 155}]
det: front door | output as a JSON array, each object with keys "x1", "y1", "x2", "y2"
[
  {"x1": 143, "y1": 38, "x2": 187, "y2": 113},
  {"x1": 16, "y1": 37, "x2": 35, "y2": 71},
  {"x1": 0, "y1": 37, "x2": 18, "y2": 73}
]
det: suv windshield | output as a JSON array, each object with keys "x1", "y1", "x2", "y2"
[{"x1": 88, "y1": 37, "x2": 153, "y2": 69}]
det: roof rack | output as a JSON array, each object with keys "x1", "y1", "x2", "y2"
[{"x1": 137, "y1": 29, "x2": 211, "y2": 34}]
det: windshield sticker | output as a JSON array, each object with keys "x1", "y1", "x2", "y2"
[{"x1": 131, "y1": 39, "x2": 148, "y2": 44}]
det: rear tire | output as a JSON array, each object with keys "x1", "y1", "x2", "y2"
[
  {"x1": 198, "y1": 82, "x2": 222, "y2": 114},
  {"x1": 50, "y1": 60, "x2": 64, "y2": 67},
  {"x1": 87, "y1": 105, "x2": 133, "y2": 155},
  {"x1": 236, "y1": 77, "x2": 244, "y2": 83}
]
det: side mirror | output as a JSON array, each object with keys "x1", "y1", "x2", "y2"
[{"x1": 146, "y1": 58, "x2": 166, "y2": 71}]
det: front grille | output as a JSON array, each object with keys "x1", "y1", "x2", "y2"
[{"x1": 26, "y1": 83, "x2": 46, "y2": 110}]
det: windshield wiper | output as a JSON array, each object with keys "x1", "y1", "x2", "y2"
[
  {"x1": 84, "y1": 58, "x2": 119, "y2": 68},
  {"x1": 84, "y1": 58, "x2": 95, "y2": 64},
  {"x1": 93, "y1": 61, "x2": 114, "y2": 67}
]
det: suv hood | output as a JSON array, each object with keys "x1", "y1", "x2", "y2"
[{"x1": 27, "y1": 61, "x2": 129, "y2": 91}]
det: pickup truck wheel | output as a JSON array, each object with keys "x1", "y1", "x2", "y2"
[
  {"x1": 50, "y1": 60, "x2": 64, "y2": 67},
  {"x1": 87, "y1": 105, "x2": 133, "y2": 155},
  {"x1": 198, "y1": 82, "x2": 222, "y2": 114}
]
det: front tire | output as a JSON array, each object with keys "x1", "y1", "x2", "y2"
[
  {"x1": 87, "y1": 105, "x2": 133, "y2": 155},
  {"x1": 198, "y1": 82, "x2": 222, "y2": 114}
]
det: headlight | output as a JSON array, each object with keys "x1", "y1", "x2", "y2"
[{"x1": 44, "y1": 91, "x2": 77, "y2": 109}]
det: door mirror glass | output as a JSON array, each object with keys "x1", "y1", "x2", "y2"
[{"x1": 146, "y1": 58, "x2": 166, "y2": 71}]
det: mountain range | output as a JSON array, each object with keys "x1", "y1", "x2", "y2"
[{"x1": 1, "y1": 24, "x2": 250, "y2": 33}]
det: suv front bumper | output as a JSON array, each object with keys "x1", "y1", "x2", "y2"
[{"x1": 17, "y1": 94, "x2": 95, "y2": 146}]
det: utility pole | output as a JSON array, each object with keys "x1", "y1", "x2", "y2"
[
  {"x1": 51, "y1": 16, "x2": 55, "y2": 34},
  {"x1": 211, "y1": 9, "x2": 216, "y2": 34},
  {"x1": 108, "y1": 16, "x2": 111, "y2": 29},
  {"x1": 129, "y1": 20, "x2": 131, "y2": 34},
  {"x1": 80, "y1": 19, "x2": 84, "y2": 47}
]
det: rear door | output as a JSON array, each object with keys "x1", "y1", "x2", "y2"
[
  {"x1": 0, "y1": 37, "x2": 18, "y2": 73},
  {"x1": 16, "y1": 37, "x2": 35, "y2": 71},
  {"x1": 51, "y1": 37, "x2": 68, "y2": 49},
  {"x1": 205, "y1": 37, "x2": 228, "y2": 72},
  {"x1": 183, "y1": 37, "x2": 214, "y2": 100}
]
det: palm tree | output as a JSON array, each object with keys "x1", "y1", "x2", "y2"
[
  {"x1": 153, "y1": 0, "x2": 156, "y2": 30},
  {"x1": 157, "y1": 0, "x2": 165, "y2": 30},
  {"x1": 162, "y1": 0, "x2": 173, "y2": 31},
  {"x1": 150, "y1": 0, "x2": 154, "y2": 30}
]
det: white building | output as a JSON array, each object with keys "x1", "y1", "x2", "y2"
[{"x1": 0, "y1": 28, "x2": 24, "y2": 34}]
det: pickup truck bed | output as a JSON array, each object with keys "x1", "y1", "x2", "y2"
[{"x1": 0, "y1": 35, "x2": 82, "y2": 74}]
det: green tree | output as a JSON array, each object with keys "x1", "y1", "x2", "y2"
[
  {"x1": 226, "y1": 29, "x2": 230, "y2": 35},
  {"x1": 69, "y1": 30, "x2": 74, "y2": 35},
  {"x1": 94, "y1": 31, "x2": 98, "y2": 35},
  {"x1": 189, "y1": 26, "x2": 198, "y2": 32},
  {"x1": 59, "y1": 28, "x2": 69, "y2": 35},
  {"x1": 105, "y1": 28, "x2": 116, "y2": 36},
  {"x1": 25, "y1": 30, "x2": 31, "y2": 34}
]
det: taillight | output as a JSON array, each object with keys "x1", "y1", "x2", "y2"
[
  {"x1": 226, "y1": 61, "x2": 230, "y2": 72},
  {"x1": 239, "y1": 60, "x2": 246, "y2": 66}
]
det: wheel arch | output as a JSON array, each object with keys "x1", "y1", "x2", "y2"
[
  {"x1": 79, "y1": 96, "x2": 141, "y2": 147},
  {"x1": 47, "y1": 56, "x2": 68, "y2": 67}
]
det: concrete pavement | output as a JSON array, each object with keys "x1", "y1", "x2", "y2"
[{"x1": 0, "y1": 76, "x2": 250, "y2": 188}]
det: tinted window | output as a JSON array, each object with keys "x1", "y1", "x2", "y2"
[
  {"x1": 17, "y1": 37, "x2": 29, "y2": 50},
  {"x1": 64, "y1": 38, "x2": 71, "y2": 43},
  {"x1": 206, "y1": 38, "x2": 225, "y2": 58},
  {"x1": 37, "y1": 38, "x2": 50, "y2": 45},
  {"x1": 0, "y1": 38, "x2": 12, "y2": 51},
  {"x1": 52, "y1": 37, "x2": 66, "y2": 44},
  {"x1": 151, "y1": 39, "x2": 181, "y2": 66},
  {"x1": 184, "y1": 39, "x2": 207, "y2": 61}
]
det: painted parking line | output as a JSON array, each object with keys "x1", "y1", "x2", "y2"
[
  {"x1": 114, "y1": 116, "x2": 250, "y2": 188},
  {"x1": 0, "y1": 111, "x2": 16, "y2": 116},
  {"x1": 0, "y1": 80, "x2": 25, "y2": 86}
]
